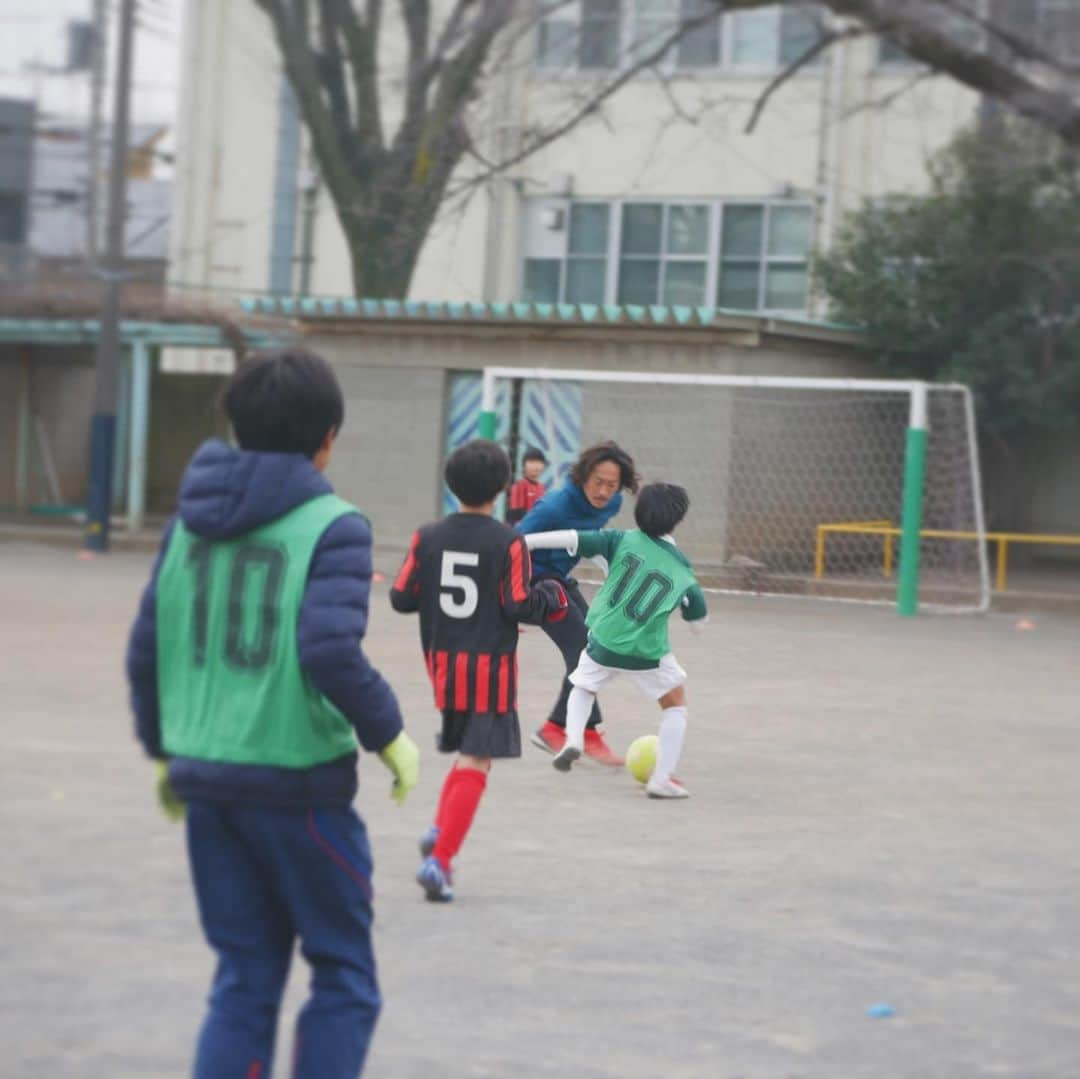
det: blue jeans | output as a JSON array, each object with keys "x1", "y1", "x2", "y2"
[{"x1": 185, "y1": 802, "x2": 380, "y2": 1078}]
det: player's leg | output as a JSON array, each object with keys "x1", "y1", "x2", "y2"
[
  {"x1": 419, "y1": 760, "x2": 456, "y2": 858},
  {"x1": 552, "y1": 654, "x2": 613, "y2": 771},
  {"x1": 532, "y1": 578, "x2": 602, "y2": 747},
  {"x1": 268, "y1": 806, "x2": 381, "y2": 1079},
  {"x1": 421, "y1": 754, "x2": 490, "y2": 901},
  {"x1": 185, "y1": 802, "x2": 294, "y2": 1079},
  {"x1": 655, "y1": 685, "x2": 688, "y2": 782},
  {"x1": 639, "y1": 656, "x2": 690, "y2": 799}
]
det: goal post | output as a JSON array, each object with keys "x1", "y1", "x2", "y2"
[{"x1": 478, "y1": 367, "x2": 990, "y2": 615}]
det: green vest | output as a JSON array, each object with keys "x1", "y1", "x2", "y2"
[
  {"x1": 585, "y1": 531, "x2": 699, "y2": 668},
  {"x1": 156, "y1": 494, "x2": 360, "y2": 768}
]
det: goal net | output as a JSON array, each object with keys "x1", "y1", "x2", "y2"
[{"x1": 481, "y1": 367, "x2": 990, "y2": 613}]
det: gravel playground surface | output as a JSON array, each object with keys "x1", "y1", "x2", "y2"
[{"x1": 3, "y1": 541, "x2": 1079, "y2": 1078}]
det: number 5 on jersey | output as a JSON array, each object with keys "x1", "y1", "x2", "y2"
[{"x1": 440, "y1": 551, "x2": 480, "y2": 618}]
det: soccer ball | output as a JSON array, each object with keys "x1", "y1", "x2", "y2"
[{"x1": 625, "y1": 735, "x2": 659, "y2": 784}]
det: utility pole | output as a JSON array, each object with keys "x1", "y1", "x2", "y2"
[
  {"x1": 86, "y1": 0, "x2": 109, "y2": 265},
  {"x1": 298, "y1": 168, "x2": 320, "y2": 295},
  {"x1": 85, "y1": 0, "x2": 136, "y2": 552}
]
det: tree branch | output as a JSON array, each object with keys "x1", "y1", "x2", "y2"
[
  {"x1": 315, "y1": 0, "x2": 352, "y2": 136},
  {"x1": 816, "y1": 0, "x2": 1080, "y2": 145},
  {"x1": 253, "y1": 0, "x2": 358, "y2": 218},
  {"x1": 461, "y1": 4, "x2": 721, "y2": 188},
  {"x1": 323, "y1": 0, "x2": 384, "y2": 154},
  {"x1": 744, "y1": 25, "x2": 864, "y2": 134}
]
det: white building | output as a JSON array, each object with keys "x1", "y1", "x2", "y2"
[{"x1": 168, "y1": 2, "x2": 981, "y2": 314}]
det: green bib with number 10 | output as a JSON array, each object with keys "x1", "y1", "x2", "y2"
[
  {"x1": 585, "y1": 530, "x2": 699, "y2": 668},
  {"x1": 156, "y1": 494, "x2": 360, "y2": 768}
]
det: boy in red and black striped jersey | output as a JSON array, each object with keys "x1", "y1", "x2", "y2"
[
  {"x1": 391, "y1": 440, "x2": 568, "y2": 902},
  {"x1": 506, "y1": 446, "x2": 548, "y2": 526}
]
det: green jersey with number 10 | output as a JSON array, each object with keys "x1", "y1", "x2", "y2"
[
  {"x1": 155, "y1": 493, "x2": 361, "y2": 767},
  {"x1": 578, "y1": 529, "x2": 706, "y2": 670}
]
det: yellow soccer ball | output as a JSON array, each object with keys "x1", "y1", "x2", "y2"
[{"x1": 625, "y1": 735, "x2": 659, "y2": 784}]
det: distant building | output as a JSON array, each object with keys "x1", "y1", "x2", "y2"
[
  {"x1": 0, "y1": 98, "x2": 37, "y2": 281},
  {"x1": 0, "y1": 96, "x2": 171, "y2": 291},
  {"x1": 167, "y1": 3, "x2": 986, "y2": 312}
]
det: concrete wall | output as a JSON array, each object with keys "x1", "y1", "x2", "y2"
[
  {"x1": 0, "y1": 345, "x2": 94, "y2": 509},
  {"x1": 146, "y1": 368, "x2": 230, "y2": 514},
  {"x1": 0, "y1": 354, "x2": 20, "y2": 506},
  {"x1": 327, "y1": 365, "x2": 447, "y2": 546}
]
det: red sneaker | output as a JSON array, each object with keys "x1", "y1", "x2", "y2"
[
  {"x1": 583, "y1": 728, "x2": 624, "y2": 768},
  {"x1": 530, "y1": 721, "x2": 567, "y2": 755}
]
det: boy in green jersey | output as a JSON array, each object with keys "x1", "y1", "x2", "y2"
[
  {"x1": 524, "y1": 483, "x2": 707, "y2": 798},
  {"x1": 126, "y1": 350, "x2": 419, "y2": 1078}
]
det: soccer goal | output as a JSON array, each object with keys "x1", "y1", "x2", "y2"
[{"x1": 478, "y1": 367, "x2": 991, "y2": 614}]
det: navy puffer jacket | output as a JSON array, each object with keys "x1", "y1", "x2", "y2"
[{"x1": 125, "y1": 440, "x2": 403, "y2": 808}]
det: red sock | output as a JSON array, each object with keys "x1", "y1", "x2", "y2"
[
  {"x1": 433, "y1": 763, "x2": 457, "y2": 832},
  {"x1": 432, "y1": 767, "x2": 487, "y2": 872}
]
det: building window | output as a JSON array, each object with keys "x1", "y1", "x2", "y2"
[
  {"x1": 580, "y1": 0, "x2": 622, "y2": 69},
  {"x1": 566, "y1": 202, "x2": 610, "y2": 301},
  {"x1": 536, "y1": 2, "x2": 821, "y2": 73},
  {"x1": 877, "y1": 37, "x2": 915, "y2": 65},
  {"x1": 677, "y1": 0, "x2": 721, "y2": 67},
  {"x1": 0, "y1": 192, "x2": 27, "y2": 245},
  {"x1": 522, "y1": 198, "x2": 814, "y2": 314},
  {"x1": 617, "y1": 203, "x2": 710, "y2": 306},
  {"x1": 718, "y1": 203, "x2": 813, "y2": 311}
]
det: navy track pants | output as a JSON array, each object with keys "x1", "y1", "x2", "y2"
[{"x1": 185, "y1": 802, "x2": 380, "y2": 1078}]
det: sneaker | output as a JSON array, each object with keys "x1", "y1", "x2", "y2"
[
  {"x1": 645, "y1": 775, "x2": 689, "y2": 799},
  {"x1": 418, "y1": 826, "x2": 439, "y2": 858},
  {"x1": 583, "y1": 728, "x2": 624, "y2": 768},
  {"x1": 530, "y1": 721, "x2": 567, "y2": 756},
  {"x1": 416, "y1": 856, "x2": 454, "y2": 902},
  {"x1": 552, "y1": 745, "x2": 582, "y2": 772}
]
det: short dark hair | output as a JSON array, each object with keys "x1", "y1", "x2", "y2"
[
  {"x1": 445, "y1": 440, "x2": 512, "y2": 508},
  {"x1": 634, "y1": 483, "x2": 690, "y2": 537},
  {"x1": 522, "y1": 447, "x2": 548, "y2": 465},
  {"x1": 223, "y1": 350, "x2": 344, "y2": 458},
  {"x1": 570, "y1": 440, "x2": 639, "y2": 494}
]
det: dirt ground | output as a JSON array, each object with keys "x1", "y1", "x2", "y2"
[{"x1": 3, "y1": 541, "x2": 1079, "y2": 1078}]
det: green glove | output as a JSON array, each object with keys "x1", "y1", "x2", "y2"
[
  {"x1": 155, "y1": 761, "x2": 185, "y2": 822},
  {"x1": 378, "y1": 731, "x2": 419, "y2": 806}
]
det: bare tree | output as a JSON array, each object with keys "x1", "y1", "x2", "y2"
[
  {"x1": 254, "y1": 0, "x2": 1080, "y2": 299},
  {"x1": 253, "y1": 1, "x2": 713, "y2": 297},
  {"x1": 784, "y1": 0, "x2": 1080, "y2": 145}
]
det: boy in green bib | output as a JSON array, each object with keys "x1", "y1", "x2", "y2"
[
  {"x1": 126, "y1": 350, "x2": 418, "y2": 1078},
  {"x1": 524, "y1": 483, "x2": 707, "y2": 799}
]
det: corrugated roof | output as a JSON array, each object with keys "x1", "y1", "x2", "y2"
[
  {"x1": 239, "y1": 296, "x2": 862, "y2": 343},
  {"x1": 0, "y1": 318, "x2": 285, "y2": 348}
]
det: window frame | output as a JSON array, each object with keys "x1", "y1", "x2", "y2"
[
  {"x1": 534, "y1": 2, "x2": 824, "y2": 77},
  {"x1": 520, "y1": 196, "x2": 815, "y2": 315}
]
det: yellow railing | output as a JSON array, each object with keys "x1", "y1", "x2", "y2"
[{"x1": 814, "y1": 521, "x2": 1080, "y2": 592}]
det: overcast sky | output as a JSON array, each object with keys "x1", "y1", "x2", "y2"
[{"x1": 0, "y1": 0, "x2": 181, "y2": 130}]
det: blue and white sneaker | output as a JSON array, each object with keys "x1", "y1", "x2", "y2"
[
  {"x1": 419, "y1": 826, "x2": 439, "y2": 858},
  {"x1": 416, "y1": 856, "x2": 454, "y2": 903}
]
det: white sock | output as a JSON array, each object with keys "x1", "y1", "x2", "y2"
[
  {"x1": 655, "y1": 707, "x2": 688, "y2": 782},
  {"x1": 565, "y1": 687, "x2": 594, "y2": 751}
]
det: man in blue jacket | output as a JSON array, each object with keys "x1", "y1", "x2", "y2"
[
  {"x1": 126, "y1": 350, "x2": 418, "y2": 1079},
  {"x1": 516, "y1": 441, "x2": 639, "y2": 766}
]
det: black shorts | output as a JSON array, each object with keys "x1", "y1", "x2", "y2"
[{"x1": 438, "y1": 710, "x2": 522, "y2": 759}]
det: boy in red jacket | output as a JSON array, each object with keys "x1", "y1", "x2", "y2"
[{"x1": 506, "y1": 446, "x2": 548, "y2": 526}]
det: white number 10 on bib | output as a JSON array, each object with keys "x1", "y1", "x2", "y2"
[{"x1": 439, "y1": 551, "x2": 480, "y2": 618}]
